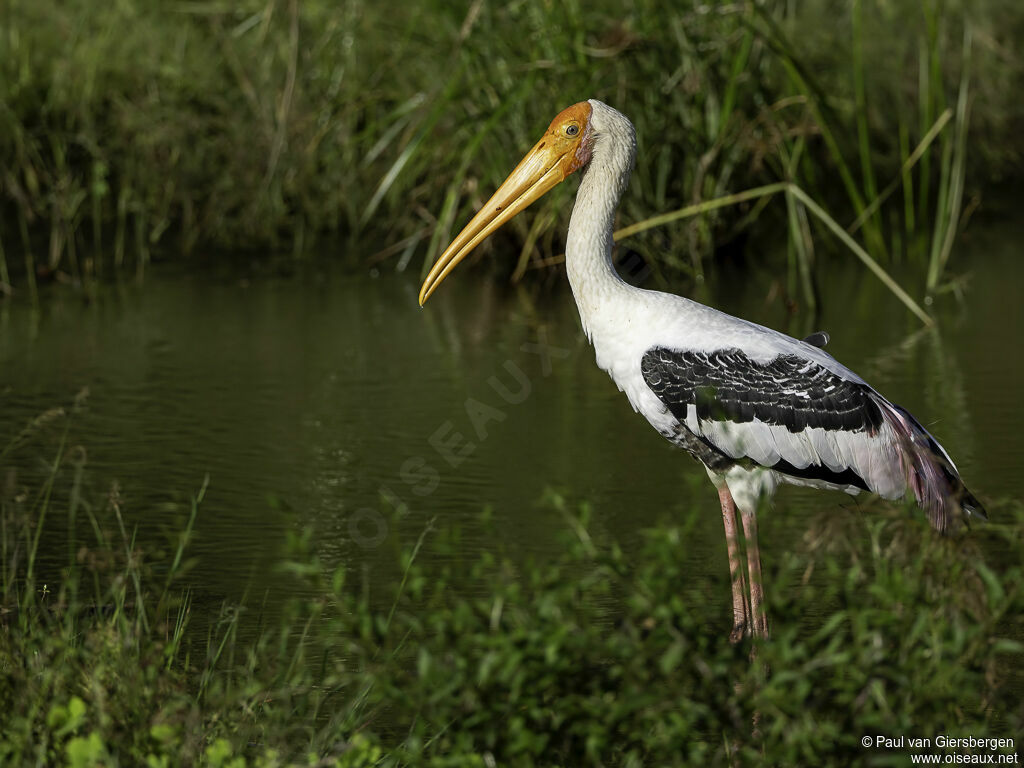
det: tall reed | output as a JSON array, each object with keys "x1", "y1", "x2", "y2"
[{"x1": 0, "y1": 0, "x2": 1014, "y2": 311}]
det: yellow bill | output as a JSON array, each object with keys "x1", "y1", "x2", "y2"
[{"x1": 418, "y1": 101, "x2": 593, "y2": 306}]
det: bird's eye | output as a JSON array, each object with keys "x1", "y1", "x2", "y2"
[{"x1": 565, "y1": 123, "x2": 579, "y2": 137}]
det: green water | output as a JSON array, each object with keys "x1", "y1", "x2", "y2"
[{"x1": 1, "y1": 217, "x2": 1022, "y2": 612}]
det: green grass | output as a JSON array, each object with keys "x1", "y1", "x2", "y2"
[
  {"x1": 2, "y1": 413, "x2": 1023, "y2": 766},
  {"x1": 1, "y1": 0, "x2": 1021, "y2": 312}
]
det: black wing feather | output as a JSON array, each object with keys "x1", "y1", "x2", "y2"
[{"x1": 640, "y1": 347, "x2": 883, "y2": 435}]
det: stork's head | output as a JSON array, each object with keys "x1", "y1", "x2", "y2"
[{"x1": 417, "y1": 101, "x2": 598, "y2": 305}]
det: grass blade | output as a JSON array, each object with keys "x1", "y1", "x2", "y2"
[
  {"x1": 616, "y1": 182, "x2": 932, "y2": 326},
  {"x1": 928, "y1": 28, "x2": 972, "y2": 293},
  {"x1": 788, "y1": 185, "x2": 933, "y2": 325},
  {"x1": 848, "y1": 108, "x2": 952, "y2": 237}
]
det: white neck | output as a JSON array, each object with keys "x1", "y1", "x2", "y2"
[{"x1": 564, "y1": 100, "x2": 638, "y2": 340}]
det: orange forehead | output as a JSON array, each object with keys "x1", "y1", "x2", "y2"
[{"x1": 547, "y1": 101, "x2": 592, "y2": 133}]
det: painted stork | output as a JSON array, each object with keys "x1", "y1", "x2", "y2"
[{"x1": 418, "y1": 100, "x2": 984, "y2": 641}]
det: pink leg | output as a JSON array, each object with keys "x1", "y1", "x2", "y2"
[
  {"x1": 719, "y1": 485, "x2": 750, "y2": 643},
  {"x1": 740, "y1": 507, "x2": 769, "y2": 638}
]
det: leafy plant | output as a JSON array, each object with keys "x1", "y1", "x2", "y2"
[{"x1": 2, "y1": 414, "x2": 1021, "y2": 765}]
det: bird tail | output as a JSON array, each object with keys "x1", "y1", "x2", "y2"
[{"x1": 872, "y1": 396, "x2": 986, "y2": 532}]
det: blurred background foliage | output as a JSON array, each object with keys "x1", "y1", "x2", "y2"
[{"x1": 1, "y1": 0, "x2": 1022, "y2": 298}]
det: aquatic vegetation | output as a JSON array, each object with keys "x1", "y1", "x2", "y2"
[
  {"x1": 1, "y1": 0, "x2": 1020, "y2": 306},
  {"x1": 1, "y1": 418, "x2": 1021, "y2": 766}
]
